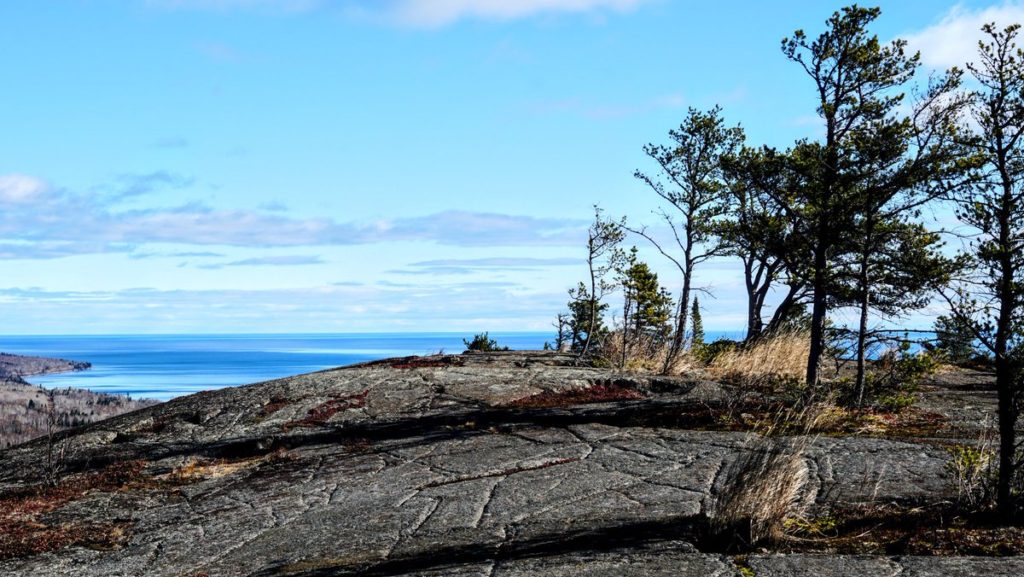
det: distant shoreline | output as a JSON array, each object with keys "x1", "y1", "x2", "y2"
[
  {"x1": 0, "y1": 353, "x2": 155, "y2": 448},
  {"x1": 0, "y1": 352, "x2": 91, "y2": 383}
]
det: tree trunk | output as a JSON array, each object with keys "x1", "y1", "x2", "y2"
[
  {"x1": 995, "y1": 173, "x2": 1018, "y2": 519},
  {"x1": 855, "y1": 219, "x2": 874, "y2": 406},
  {"x1": 745, "y1": 260, "x2": 777, "y2": 343},
  {"x1": 663, "y1": 269, "x2": 691, "y2": 374},
  {"x1": 805, "y1": 247, "x2": 829, "y2": 387},
  {"x1": 855, "y1": 287, "x2": 870, "y2": 406},
  {"x1": 996, "y1": 356, "x2": 1017, "y2": 518},
  {"x1": 621, "y1": 290, "x2": 632, "y2": 369},
  {"x1": 580, "y1": 249, "x2": 598, "y2": 358},
  {"x1": 763, "y1": 282, "x2": 803, "y2": 336},
  {"x1": 744, "y1": 260, "x2": 760, "y2": 341}
]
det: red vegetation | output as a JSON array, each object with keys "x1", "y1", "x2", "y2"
[
  {"x1": 0, "y1": 461, "x2": 146, "y2": 559},
  {"x1": 389, "y1": 357, "x2": 462, "y2": 370},
  {"x1": 259, "y1": 396, "x2": 290, "y2": 418},
  {"x1": 283, "y1": 390, "x2": 369, "y2": 430},
  {"x1": 507, "y1": 384, "x2": 645, "y2": 409}
]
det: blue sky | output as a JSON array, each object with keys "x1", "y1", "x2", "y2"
[{"x1": 0, "y1": 0, "x2": 1018, "y2": 334}]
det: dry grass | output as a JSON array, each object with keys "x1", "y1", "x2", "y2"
[
  {"x1": 945, "y1": 427, "x2": 997, "y2": 511},
  {"x1": 598, "y1": 331, "x2": 695, "y2": 374},
  {"x1": 710, "y1": 437, "x2": 814, "y2": 546},
  {"x1": 159, "y1": 455, "x2": 270, "y2": 485},
  {"x1": 708, "y1": 398, "x2": 833, "y2": 547},
  {"x1": 709, "y1": 331, "x2": 810, "y2": 388}
]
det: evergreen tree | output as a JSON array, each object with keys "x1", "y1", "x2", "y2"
[
  {"x1": 833, "y1": 219, "x2": 954, "y2": 404},
  {"x1": 946, "y1": 23, "x2": 1024, "y2": 517},
  {"x1": 719, "y1": 147, "x2": 810, "y2": 341},
  {"x1": 632, "y1": 106, "x2": 743, "y2": 371},
  {"x1": 619, "y1": 250, "x2": 674, "y2": 362},
  {"x1": 933, "y1": 314, "x2": 975, "y2": 365},
  {"x1": 777, "y1": 5, "x2": 966, "y2": 386},
  {"x1": 690, "y1": 297, "x2": 704, "y2": 348},
  {"x1": 567, "y1": 284, "x2": 610, "y2": 354}
]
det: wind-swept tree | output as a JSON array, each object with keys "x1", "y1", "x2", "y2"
[
  {"x1": 946, "y1": 23, "x2": 1024, "y2": 518},
  {"x1": 632, "y1": 106, "x2": 744, "y2": 369},
  {"x1": 570, "y1": 206, "x2": 624, "y2": 357},
  {"x1": 778, "y1": 5, "x2": 967, "y2": 386}
]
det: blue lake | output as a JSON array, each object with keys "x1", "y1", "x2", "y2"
[{"x1": 0, "y1": 333, "x2": 550, "y2": 401}]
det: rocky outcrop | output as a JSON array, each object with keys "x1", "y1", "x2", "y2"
[{"x1": 0, "y1": 352, "x2": 1018, "y2": 576}]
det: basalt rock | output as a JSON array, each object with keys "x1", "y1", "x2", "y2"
[{"x1": 0, "y1": 352, "x2": 1017, "y2": 576}]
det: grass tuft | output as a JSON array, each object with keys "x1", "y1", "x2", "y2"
[{"x1": 709, "y1": 331, "x2": 810, "y2": 388}]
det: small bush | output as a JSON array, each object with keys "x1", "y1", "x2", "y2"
[
  {"x1": 462, "y1": 332, "x2": 509, "y2": 352},
  {"x1": 847, "y1": 342, "x2": 938, "y2": 411},
  {"x1": 946, "y1": 442, "x2": 996, "y2": 511},
  {"x1": 693, "y1": 338, "x2": 740, "y2": 364},
  {"x1": 876, "y1": 392, "x2": 917, "y2": 412}
]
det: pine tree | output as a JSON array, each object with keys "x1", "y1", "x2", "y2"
[
  {"x1": 778, "y1": 6, "x2": 966, "y2": 386},
  {"x1": 933, "y1": 314, "x2": 975, "y2": 365},
  {"x1": 632, "y1": 106, "x2": 743, "y2": 371},
  {"x1": 690, "y1": 298, "x2": 704, "y2": 348},
  {"x1": 833, "y1": 219, "x2": 954, "y2": 404},
  {"x1": 946, "y1": 23, "x2": 1024, "y2": 517},
  {"x1": 567, "y1": 284, "x2": 610, "y2": 353},
  {"x1": 719, "y1": 147, "x2": 809, "y2": 341},
  {"x1": 619, "y1": 250, "x2": 674, "y2": 362}
]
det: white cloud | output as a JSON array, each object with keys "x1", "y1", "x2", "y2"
[
  {"x1": 0, "y1": 173, "x2": 586, "y2": 258},
  {"x1": 0, "y1": 283, "x2": 566, "y2": 333},
  {"x1": 904, "y1": 2, "x2": 1024, "y2": 69},
  {"x1": 391, "y1": 0, "x2": 649, "y2": 27},
  {"x1": 0, "y1": 174, "x2": 47, "y2": 204}
]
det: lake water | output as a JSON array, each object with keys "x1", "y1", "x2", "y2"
[{"x1": 0, "y1": 333, "x2": 550, "y2": 401}]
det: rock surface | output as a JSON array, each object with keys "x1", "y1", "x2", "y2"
[{"x1": 0, "y1": 351, "x2": 1018, "y2": 576}]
